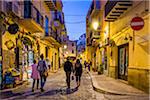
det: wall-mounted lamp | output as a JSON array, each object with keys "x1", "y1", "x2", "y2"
[{"x1": 124, "y1": 33, "x2": 132, "y2": 41}]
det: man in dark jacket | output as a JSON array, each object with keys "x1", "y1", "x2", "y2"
[{"x1": 64, "y1": 57, "x2": 73, "y2": 88}]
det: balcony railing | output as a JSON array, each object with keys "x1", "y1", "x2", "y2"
[
  {"x1": 56, "y1": 37, "x2": 61, "y2": 43},
  {"x1": 44, "y1": 0, "x2": 56, "y2": 11},
  {"x1": 91, "y1": 31, "x2": 100, "y2": 39},
  {"x1": 23, "y1": 1, "x2": 43, "y2": 28},
  {"x1": 53, "y1": 11, "x2": 64, "y2": 27}
]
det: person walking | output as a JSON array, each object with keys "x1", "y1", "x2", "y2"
[
  {"x1": 75, "y1": 59, "x2": 83, "y2": 87},
  {"x1": 31, "y1": 60, "x2": 40, "y2": 92},
  {"x1": 64, "y1": 57, "x2": 73, "y2": 89},
  {"x1": 37, "y1": 54, "x2": 48, "y2": 92},
  {"x1": 87, "y1": 61, "x2": 91, "y2": 71}
]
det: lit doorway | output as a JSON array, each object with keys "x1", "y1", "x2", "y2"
[{"x1": 118, "y1": 44, "x2": 129, "y2": 81}]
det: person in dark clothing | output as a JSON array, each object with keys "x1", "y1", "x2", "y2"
[
  {"x1": 64, "y1": 57, "x2": 73, "y2": 89},
  {"x1": 75, "y1": 59, "x2": 83, "y2": 87}
]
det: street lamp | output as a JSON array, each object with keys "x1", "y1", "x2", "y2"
[
  {"x1": 64, "y1": 45, "x2": 67, "y2": 49},
  {"x1": 92, "y1": 21, "x2": 99, "y2": 30}
]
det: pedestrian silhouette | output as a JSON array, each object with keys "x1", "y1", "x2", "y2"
[
  {"x1": 31, "y1": 60, "x2": 40, "y2": 92},
  {"x1": 75, "y1": 59, "x2": 83, "y2": 87},
  {"x1": 64, "y1": 57, "x2": 73, "y2": 89}
]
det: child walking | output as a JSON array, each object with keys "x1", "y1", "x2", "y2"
[{"x1": 31, "y1": 60, "x2": 40, "y2": 92}]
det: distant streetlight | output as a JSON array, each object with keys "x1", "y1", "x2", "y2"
[
  {"x1": 92, "y1": 21, "x2": 99, "y2": 30},
  {"x1": 64, "y1": 45, "x2": 67, "y2": 49}
]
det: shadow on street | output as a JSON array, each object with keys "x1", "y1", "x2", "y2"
[
  {"x1": 37, "y1": 86, "x2": 79, "y2": 97},
  {"x1": 8, "y1": 86, "x2": 78, "y2": 99}
]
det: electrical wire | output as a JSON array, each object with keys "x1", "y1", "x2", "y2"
[
  {"x1": 65, "y1": 21, "x2": 85, "y2": 24},
  {"x1": 64, "y1": 14, "x2": 86, "y2": 16}
]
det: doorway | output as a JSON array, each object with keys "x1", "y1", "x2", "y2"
[{"x1": 118, "y1": 44, "x2": 129, "y2": 81}]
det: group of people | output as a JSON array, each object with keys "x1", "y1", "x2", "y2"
[
  {"x1": 64, "y1": 58, "x2": 83, "y2": 89},
  {"x1": 31, "y1": 54, "x2": 49, "y2": 92},
  {"x1": 31, "y1": 54, "x2": 83, "y2": 92}
]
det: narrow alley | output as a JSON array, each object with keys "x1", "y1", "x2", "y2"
[
  {"x1": 0, "y1": 0, "x2": 149, "y2": 99},
  {"x1": 1, "y1": 69, "x2": 104, "y2": 100}
]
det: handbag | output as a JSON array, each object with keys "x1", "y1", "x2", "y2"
[{"x1": 43, "y1": 70, "x2": 48, "y2": 77}]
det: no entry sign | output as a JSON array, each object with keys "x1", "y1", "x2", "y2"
[{"x1": 130, "y1": 17, "x2": 144, "y2": 31}]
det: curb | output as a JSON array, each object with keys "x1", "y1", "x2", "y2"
[
  {"x1": 86, "y1": 70, "x2": 147, "y2": 96},
  {"x1": 86, "y1": 70, "x2": 125, "y2": 95}
]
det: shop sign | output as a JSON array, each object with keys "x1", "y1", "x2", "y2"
[
  {"x1": 130, "y1": 17, "x2": 144, "y2": 31},
  {"x1": 8, "y1": 23, "x2": 19, "y2": 34},
  {"x1": 5, "y1": 40, "x2": 15, "y2": 50}
]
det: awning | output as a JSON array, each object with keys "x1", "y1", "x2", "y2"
[{"x1": 18, "y1": 19, "x2": 44, "y2": 34}]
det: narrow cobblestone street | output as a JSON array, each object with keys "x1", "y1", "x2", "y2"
[
  {"x1": 1, "y1": 69, "x2": 104, "y2": 100},
  {"x1": 1, "y1": 69, "x2": 149, "y2": 100}
]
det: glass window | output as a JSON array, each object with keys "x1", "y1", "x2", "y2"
[
  {"x1": 72, "y1": 50, "x2": 74, "y2": 54},
  {"x1": 45, "y1": 16, "x2": 49, "y2": 36},
  {"x1": 72, "y1": 43, "x2": 74, "y2": 46}
]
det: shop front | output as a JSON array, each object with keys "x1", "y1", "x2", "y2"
[{"x1": 21, "y1": 36, "x2": 35, "y2": 80}]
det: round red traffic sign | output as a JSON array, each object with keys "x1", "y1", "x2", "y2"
[{"x1": 130, "y1": 17, "x2": 144, "y2": 31}]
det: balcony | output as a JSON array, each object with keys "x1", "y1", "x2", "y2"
[
  {"x1": 53, "y1": 11, "x2": 64, "y2": 28},
  {"x1": 43, "y1": 28, "x2": 61, "y2": 47},
  {"x1": 86, "y1": 0, "x2": 100, "y2": 26},
  {"x1": 90, "y1": 0, "x2": 101, "y2": 18},
  {"x1": 105, "y1": 0, "x2": 132, "y2": 22},
  {"x1": 4, "y1": 1, "x2": 20, "y2": 18},
  {"x1": 44, "y1": 0, "x2": 56, "y2": 11},
  {"x1": 18, "y1": 1, "x2": 44, "y2": 34},
  {"x1": 91, "y1": 31, "x2": 100, "y2": 40}
]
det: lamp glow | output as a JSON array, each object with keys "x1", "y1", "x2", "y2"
[
  {"x1": 92, "y1": 21, "x2": 99, "y2": 30},
  {"x1": 64, "y1": 45, "x2": 67, "y2": 49}
]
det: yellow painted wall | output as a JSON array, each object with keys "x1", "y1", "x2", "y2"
[
  {"x1": 104, "y1": 1, "x2": 150, "y2": 93},
  {"x1": 2, "y1": 31, "x2": 16, "y2": 71}
]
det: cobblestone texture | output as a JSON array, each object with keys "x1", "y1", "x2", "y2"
[{"x1": 0, "y1": 69, "x2": 149, "y2": 100}]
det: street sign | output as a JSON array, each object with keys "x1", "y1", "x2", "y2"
[{"x1": 130, "y1": 17, "x2": 144, "y2": 31}]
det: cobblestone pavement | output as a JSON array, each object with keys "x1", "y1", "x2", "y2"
[{"x1": 1, "y1": 69, "x2": 149, "y2": 100}]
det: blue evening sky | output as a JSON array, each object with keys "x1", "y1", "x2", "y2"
[{"x1": 62, "y1": 0, "x2": 92, "y2": 40}]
